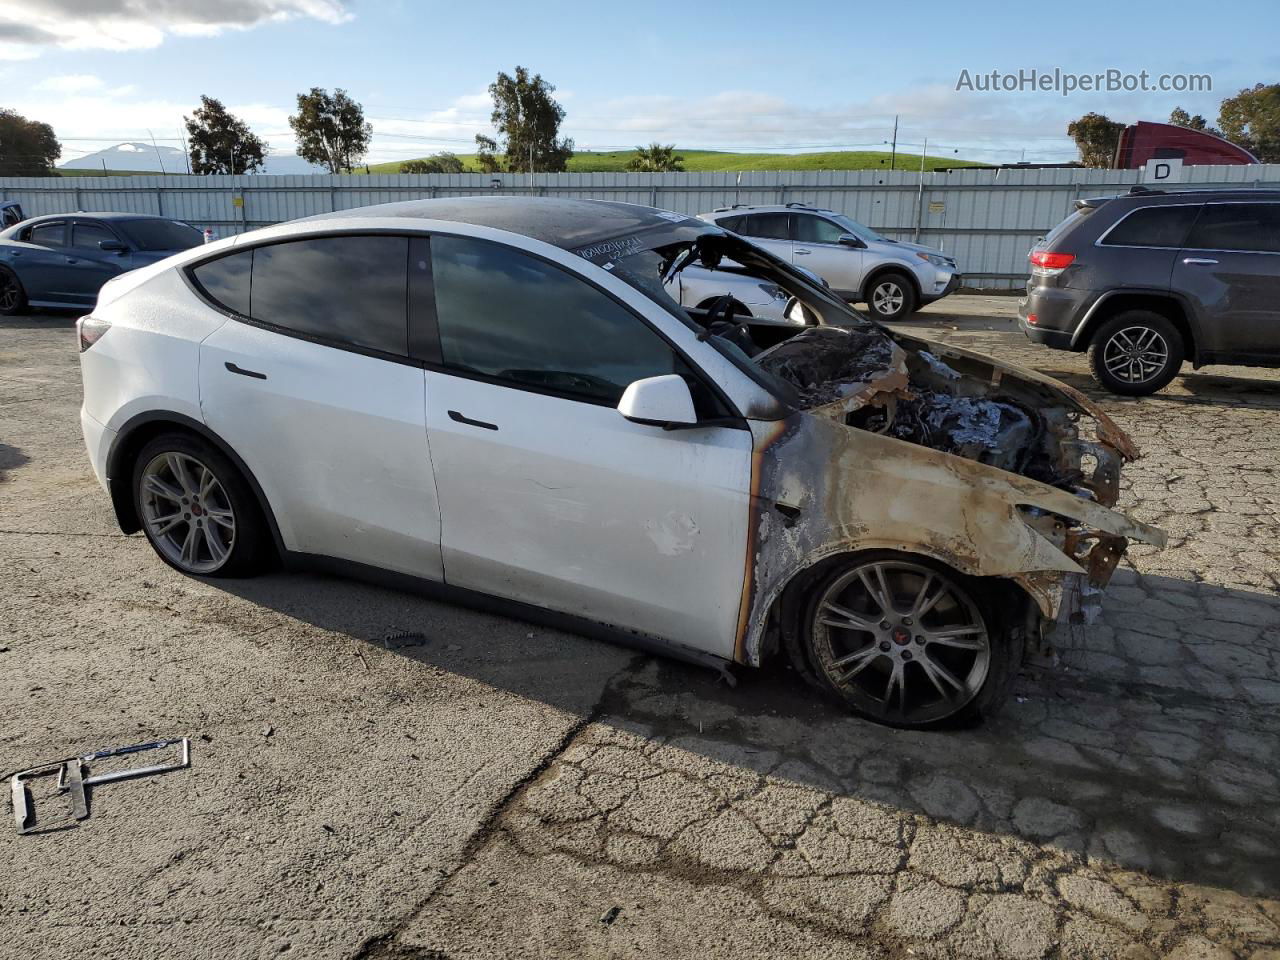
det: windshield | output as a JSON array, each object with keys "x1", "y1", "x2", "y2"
[
  {"x1": 118, "y1": 218, "x2": 203, "y2": 252},
  {"x1": 827, "y1": 213, "x2": 888, "y2": 243},
  {"x1": 582, "y1": 223, "x2": 874, "y2": 406}
]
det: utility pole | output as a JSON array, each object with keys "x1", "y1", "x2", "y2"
[
  {"x1": 889, "y1": 115, "x2": 898, "y2": 171},
  {"x1": 179, "y1": 127, "x2": 191, "y2": 174},
  {"x1": 914, "y1": 137, "x2": 928, "y2": 242},
  {"x1": 147, "y1": 129, "x2": 166, "y2": 175}
]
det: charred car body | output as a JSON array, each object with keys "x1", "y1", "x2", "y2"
[{"x1": 77, "y1": 197, "x2": 1164, "y2": 728}]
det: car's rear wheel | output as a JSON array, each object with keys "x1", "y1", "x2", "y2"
[
  {"x1": 1087, "y1": 311, "x2": 1184, "y2": 396},
  {"x1": 0, "y1": 266, "x2": 28, "y2": 316},
  {"x1": 865, "y1": 272, "x2": 916, "y2": 321},
  {"x1": 800, "y1": 554, "x2": 1020, "y2": 728},
  {"x1": 132, "y1": 432, "x2": 269, "y2": 578}
]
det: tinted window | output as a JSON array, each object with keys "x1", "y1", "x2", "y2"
[
  {"x1": 27, "y1": 221, "x2": 65, "y2": 247},
  {"x1": 1185, "y1": 203, "x2": 1280, "y2": 253},
  {"x1": 117, "y1": 219, "x2": 202, "y2": 252},
  {"x1": 739, "y1": 213, "x2": 790, "y2": 241},
  {"x1": 431, "y1": 235, "x2": 683, "y2": 405},
  {"x1": 794, "y1": 215, "x2": 847, "y2": 244},
  {"x1": 716, "y1": 215, "x2": 745, "y2": 233},
  {"x1": 251, "y1": 236, "x2": 409, "y2": 355},
  {"x1": 1101, "y1": 205, "x2": 1199, "y2": 248},
  {"x1": 190, "y1": 251, "x2": 252, "y2": 317},
  {"x1": 72, "y1": 221, "x2": 117, "y2": 249}
]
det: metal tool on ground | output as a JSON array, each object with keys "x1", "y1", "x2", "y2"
[{"x1": 9, "y1": 737, "x2": 190, "y2": 835}]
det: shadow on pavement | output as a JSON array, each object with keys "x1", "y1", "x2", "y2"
[{"x1": 217, "y1": 563, "x2": 1280, "y2": 899}]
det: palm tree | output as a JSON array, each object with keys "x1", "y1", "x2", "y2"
[{"x1": 627, "y1": 142, "x2": 684, "y2": 172}]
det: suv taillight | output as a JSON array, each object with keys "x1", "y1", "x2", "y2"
[
  {"x1": 1029, "y1": 251, "x2": 1075, "y2": 270},
  {"x1": 77, "y1": 315, "x2": 110, "y2": 352}
]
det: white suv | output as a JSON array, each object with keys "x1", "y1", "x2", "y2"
[
  {"x1": 76, "y1": 197, "x2": 1161, "y2": 728},
  {"x1": 700, "y1": 203, "x2": 960, "y2": 320}
]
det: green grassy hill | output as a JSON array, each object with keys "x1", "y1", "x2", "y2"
[{"x1": 367, "y1": 149, "x2": 982, "y2": 175}]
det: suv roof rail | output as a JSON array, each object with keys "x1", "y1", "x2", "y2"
[
  {"x1": 1128, "y1": 185, "x2": 1164, "y2": 196},
  {"x1": 785, "y1": 201, "x2": 813, "y2": 208},
  {"x1": 711, "y1": 204, "x2": 751, "y2": 212}
]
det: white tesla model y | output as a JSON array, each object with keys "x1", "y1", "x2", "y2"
[{"x1": 77, "y1": 197, "x2": 1163, "y2": 727}]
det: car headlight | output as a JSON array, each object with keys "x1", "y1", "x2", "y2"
[
  {"x1": 760, "y1": 282, "x2": 788, "y2": 302},
  {"x1": 916, "y1": 252, "x2": 955, "y2": 269}
]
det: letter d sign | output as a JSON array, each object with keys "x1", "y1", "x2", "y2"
[{"x1": 1144, "y1": 158, "x2": 1182, "y2": 184}]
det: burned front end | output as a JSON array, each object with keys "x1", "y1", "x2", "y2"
[{"x1": 738, "y1": 325, "x2": 1166, "y2": 666}]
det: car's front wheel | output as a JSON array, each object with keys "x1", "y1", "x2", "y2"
[
  {"x1": 132, "y1": 432, "x2": 269, "y2": 577},
  {"x1": 865, "y1": 272, "x2": 916, "y2": 321},
  {"x1": 800, "y1": 554, "x2": 1020, "y2": 728},
  {"x1": 1087, "y1": 311, "x2": 1184, "y2": 396},
  {"x1": 0, "y1": 266, "x2": 28, "y2": 316}
]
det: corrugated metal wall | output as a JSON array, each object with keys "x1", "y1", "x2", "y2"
[{"x1": 5, "y1": 164, "x2": 1280, "y2": 289}]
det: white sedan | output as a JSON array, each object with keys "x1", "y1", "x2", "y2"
[{"x1": 77, "y1": 197, "x2": 1164, "y2": 728}]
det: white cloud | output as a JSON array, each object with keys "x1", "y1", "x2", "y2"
[
  {"x1": 0, "y1": 0, "x2": 350, "y2": 55},
  {"x1": 35, "y1": 73, "x2": 104, "y2": 93}
]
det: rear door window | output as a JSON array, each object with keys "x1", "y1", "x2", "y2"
[
  {"x1": 1100, "y1": 205, "x2": 1200, "y2": 248},
  {"x1": 738, "y1": 213, "x2": 790, "y2": 241},
  {"x1": 190, "y1": 250, "x2": 253, "y2": 317},
  {"x1": 250, "y1": 235, "x2": 410, "y2": 356},
  {"x1": 27, "y1": 221, "x2": 65, "y2": 248},
  {"x1": 1185, "y1": 203, "x2": 1280, "y2": 253},
  {"x1": 430, "y1": 234, "x2": 684, "y2": 405}
]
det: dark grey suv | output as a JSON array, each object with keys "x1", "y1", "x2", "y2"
[{"x1": 1019, "y1": 188, "x2": 1280, "y2": 395}]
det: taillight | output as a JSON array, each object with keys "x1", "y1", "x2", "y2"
[
  {"x1": 1029, "y1": 251, "x2": 1075, "y2": 270},
  {"x1": 77, "y1": 315, "x2": 111, "y2": 352}
]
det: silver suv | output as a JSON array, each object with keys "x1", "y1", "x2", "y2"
[{"x1": 699, "y1": 203, "x2": 961, "y2": 320}]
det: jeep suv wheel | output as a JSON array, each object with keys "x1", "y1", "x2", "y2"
[{"x1": 1087, "y1": 311, "x2": 1184, "y2": 396}]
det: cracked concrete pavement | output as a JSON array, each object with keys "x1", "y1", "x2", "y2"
[{"x1": 2, "y1": 296, "x2": 1278, "y2": 959}]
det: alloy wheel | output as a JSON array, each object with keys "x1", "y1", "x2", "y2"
[
  {"x1": 0, "y1": 272, "x2": 19, "y2": 311},
  {"x1": 1102, "y1": 325, "x2": 1169, "y2": 385},
  {"x1": 811, "y1": 560, "x2": 991, "y2": 724},
  {"x1": 872, "y1": 281, "x2": 904, "y2": 316},
  {"x1": 138, "y1": 451, "x2": 236, "y2": 574}
]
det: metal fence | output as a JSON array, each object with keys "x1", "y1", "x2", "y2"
[{"x1": 4, "y1": 163, "x2": 1280, "y2": 289}]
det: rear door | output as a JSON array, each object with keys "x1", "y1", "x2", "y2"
[
  {"x1": 9, "y1": 219, "x2": 74, "y2": 302},
  {"x1": 195, "y1": 234, "x2": 443, "y2": 578},
  {"x1": 420, "y1": 233, "x2": 753, "y2": 658},
  {"x1": 792, "y1": 213, "x2": 864, "y2": 295},
  {"x1": 1173, "y1": 201, "x2": 1280, "y2": 361},
  {"x1": 731, "y1": 212, "x2": 795, "y2": 263}
]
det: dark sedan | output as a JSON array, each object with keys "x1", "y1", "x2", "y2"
[{"x1": 0, "y1": 212, "x2": 204, "y2": 315}]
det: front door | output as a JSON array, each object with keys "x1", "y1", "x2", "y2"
[
  {"x1": 66, "y1": 220, "x2": 129, "y2": 305},
  {"x1": 1174, "y1": 201, "x2": 1280, "y2": 362},
  {"x1": 791, "y1": 213, "x2": 864, "y2": 297},
  {"x1": 194, "y1": 234, "x2": 443, "y2": 578},
  {"x1": 422, "y1": 234, "x2": 754, "y2": 658}
]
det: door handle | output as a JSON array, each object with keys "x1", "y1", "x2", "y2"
[
  {"x1": 447, "y1": 410, "x2": 498, "y2": 431},
  {"x1": 64, "y1": 256, "x2": 79, "y2": 264},
  {"x1": 795, "y1": 248, "x2": 811, "y2": 255},
  {"x1": 224, "y1": 361, "x2": 267, "y2": 380},
  {"x1": 1183, "y1": 257, "x2": 1218, "y2": 266}
]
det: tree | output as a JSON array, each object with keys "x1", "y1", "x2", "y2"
[
  {"x1": 474, "y1": 66, "x2": 573, "y2": 173},
  {"x1": 0, "y1": 108, "x2": 60, "y2": 176},
  {"x1": 1218, "y1": 83, "x2": 1280, "y2": 162},
  {"x1": 184, "y1": 96, "x2": 266, "y2": 174},
  {"x1": 627, "y1": 143, "x2": 684, "y2": 172},
  {"x1": 288, "y1": 87, "x2": 372, "y2": 174},
  {"x1": 1067, "y1": 112, "x2": 1125, "y2": 168},
  {"x1": 1169, "y1": 106, "x2": 1207, "y2": 131},
  {"x1": 400, "y1": 152, "x2": 464, "y2": 174}
]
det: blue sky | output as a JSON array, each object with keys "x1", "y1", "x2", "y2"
[{"x1": 2, "y1": 0, "x2": 1275, "y2": 166}]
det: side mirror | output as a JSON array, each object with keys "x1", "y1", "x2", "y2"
[
  {"x1": 617, "y1": 375, "x2": 698, "y2": 428},
  {"x1": 98, "y1": 240, "x2": 127, "y2": 253},
  {"x1": 837, "y1": 234, "x2": 865, "y2": 248}
]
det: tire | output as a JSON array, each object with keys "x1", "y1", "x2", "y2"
[
  {"x1": 1087, "y1": 310, "x2": 1184, "y2": 396},
  {"x1": 131, "y1": 431, "x2": 270, "y2": 578},
  {"x1": 797, "y1": 553, "x2": 1021, "y2": 729},
  {"x1": 0, "y1": 266, "x2": 28, "y2": 316},
  {"x1": 864, "y1": 272, "x2": 916, "y2": 321}
]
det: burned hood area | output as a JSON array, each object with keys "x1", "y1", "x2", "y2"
[{"x1": 753, "y1": 325, "x2": 1131, "y2": 507}]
